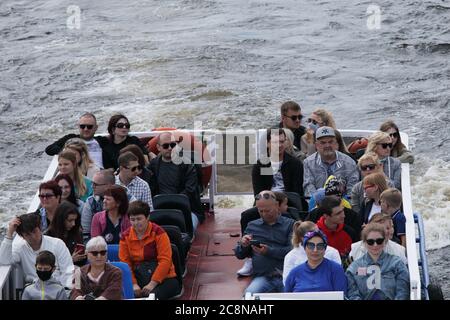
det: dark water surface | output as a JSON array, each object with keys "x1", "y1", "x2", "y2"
[{"x1": 0, "y1": 0, "x2": 449, "y2": 298}]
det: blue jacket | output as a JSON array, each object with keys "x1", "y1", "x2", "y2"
[
  {"x1": 346, "y1": 251, "x2": 409, "y2": 300},
  {"x1": 284, "y1": 258, "x2": 347, "y2": 294}
]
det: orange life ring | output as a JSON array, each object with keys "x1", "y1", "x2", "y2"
[
  {"x1": 147, "y1": 128, "x2": 212, "y2": 190},
  {"x1": 347, "y1": 137, "x2": 368, "y2": 154}
]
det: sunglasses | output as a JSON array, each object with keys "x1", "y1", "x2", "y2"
[
  {"x1": 125, "y1": 165, "x2": 142, "y2": 172},
  {"x1": 360, "y1": 164, "x2": 376, "y2": 171},
  {"x1": 305, "y1": 242, "x2": 327, "y2": 251},
  {"x1": 284, "y1": 114, "x2": 303, "y2": 121},
  {"x1": 255, "y1": 193, "x2": 276, "y2": 201},
  {"x1": 389, "y1": 132, "x2": 399, "y2": 138},
  {"x1": 79, "y1": 124, "x2": 94, "y2": 130},
  {"x1": 160, "y1": 142, "x2": 177, "y2": 149},
  {"x1": 39, "y1": 194, "x2": 55, "y2": 199},
  {"x1": 93, "y1": 182, "x2": 108, "y2": 187},
  {"x1": 363, "y1": 184, "x2": 376, "y2": 190},
  {"x1": 307, "y1": 118, "x2": 321, "y2": 125},
  {"x1": 378, "y1": 143, "x2": 393, "y2": 149},
  {"x1": 89, "y1": 250, "x2": 107, "y2": 256},
  {"x1": 366, "y1": 238, "x2": 385, "y2": 246},
  {"x1": 115, "y1": 123, "x2": 130, "y2": 129}
]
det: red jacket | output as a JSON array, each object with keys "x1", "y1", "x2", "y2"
[{"x1": 317, "y1": 216, "x2": 355, "y2": 257}]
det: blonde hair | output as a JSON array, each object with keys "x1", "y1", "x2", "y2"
[
  {"x1": 358, "y1": 152, "x2": 381, "y2": 168},
  {"x1": 64, "y1": 139, "x2": 94, "y2": 176},
  {"x1": 365, "y1": 131, "x2": 391, "y2": 155},
  {"x1": 58, "y1": 150, "x2": 87, "y2": 198},
  {"x1": 362, "y1": 223, "x2": 386, "y2": 242},
  {"x1": 283, "y1": 128, "x2": 296, "y2": 154},
  {"x1": 291, "y1": 221, "x2": 316, "y2": 247},
  {"x1": 362, "y1": 172, "x2": 388, "y2": 195},
  {"x1": 312, "y1": 109, "x2": 337, "y2": 129},
  {"x1": 380, "y1": 188, "x2": 402, "y2": 209}
]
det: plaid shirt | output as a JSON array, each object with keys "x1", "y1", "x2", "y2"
[{"x1": 115, "y1": 175, "x2": 153, "y2": 210}]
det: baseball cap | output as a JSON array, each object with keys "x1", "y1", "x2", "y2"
[{"x1": 315, "y1": 126, "x2": 335, "y2": 140}]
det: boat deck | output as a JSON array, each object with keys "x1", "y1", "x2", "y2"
[{"x1": 180, "y1": 208, "x2": 251, "y2": 300}]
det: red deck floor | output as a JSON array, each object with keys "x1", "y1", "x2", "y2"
[{"x1": 179, "y1": 208, "x2": 251, "y2": 300}]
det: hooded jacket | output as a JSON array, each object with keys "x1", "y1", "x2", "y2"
[
  {"x1": 316, "y1": 216, "x2": 357, "y2": 258},
  {"x1": 21, "y1": 277, "x2": 67, "y2": 300}
]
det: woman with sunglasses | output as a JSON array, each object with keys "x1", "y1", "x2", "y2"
[
  {"x1": 58, "y1": 150, "x2": 93, "y2": 202},
  {"x1": 71, "y1": 236, "x2": 123, "y2": 300},
  {"x1": 365, "y1": 131, "x2": 401, "y2": 189},
  {"x1": 284, "y1": 229, "x2": 347, "y2": 293},
  {"x1": 360, "y1": 172, "x2": 389, "y2": 224},
  {"x1": 64, "y1": 138, "x2": 100, "y2": 179},
  {"x1": 102, "y1": 114, "x2": 149, "y2": 170},
  {"x1": 34, "y1": 180, "x2": 62, "y2": 231},
  {"x1": 351, "y1": 153, "x2": 394, "y2": 213},
  {"x1": 346, "y1": 223, "x2": 409, "y2": 300},
  {"x1": 90, "y1": 185, "x2": 131, "y2": 244},
  {"x1": 46, "y1": 201, "x2": 87, "y2": 266},
  {"x1": 54, "y1": 174, "x2": 85, "y2": 213},
  {"x1": 379, "y1": 120, "x2": 414, "y2": 164}
]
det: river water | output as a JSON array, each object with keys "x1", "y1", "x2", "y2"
[{"x1": 0, "y1": 0, "x2": 449, "y2": 298}]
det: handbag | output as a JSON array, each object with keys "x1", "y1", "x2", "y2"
[{"x1": 134, "y1": 260, "x2": 158, "y2": 288}]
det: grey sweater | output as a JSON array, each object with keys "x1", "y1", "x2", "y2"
[{"x1": 21, "y1": 278, "x2": 68, "y2": 300}]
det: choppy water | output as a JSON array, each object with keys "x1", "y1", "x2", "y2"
[{"x1": 0, "y1": 0, "x2": 449, "y2": 297}]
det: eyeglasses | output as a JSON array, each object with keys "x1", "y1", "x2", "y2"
[
  {"x1": 305, "y1": 242, "x2": 327, "y2": 251},
  {"x1": 283, "y1": 114, "x2": 303, "y2": 121},
  {"x1": 93, "y1": 182, "x2": 108, "y2": 187},
  {"x1": 366, "y1": 238, "x2": 385, "y2": 246},
  {"x1": 125, "y1": 165, "x2": 142, "y2": 172},
  {"x1": 39, "y1": 194, "x2": 56, "y2": 199},
  {"x1": 360, "y1": 164, "x2": 376, "y2": 171},
  {"x1": 89, "y1": 250, "x2": 107, "y2": 256},
  {"x1": 160, "y1": 142, "x2": 177, "y2": 149},
  {"x1": 363, "y1": 184, "x2": 376, "y2": 190},
  {"x1": 255, "y1": 193, "x2": 276, "y2": 201},
  {"x1": 378, "y1": 143, "x2": 393, "y2": 149},
  {"x1": 389, "y1": 132, "x2": 399, "y2": 138},
  {"x1": 307, "y1": 118, "x2": 321, "y2": 125},
  {"x1": 115, "y1": 123, "x2": 130, "y2": 129},
  {"x1": 79, "y1": 124, "x2": 94, "y2": 130}
]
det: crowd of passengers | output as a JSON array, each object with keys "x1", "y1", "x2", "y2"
[{"x1": 0, "y1": 101, "x2": 414, "y2": 300}]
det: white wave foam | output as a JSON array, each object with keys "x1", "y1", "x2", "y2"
[{"x1": 411, "y1": 156, "x2": 450, "y2": 250}]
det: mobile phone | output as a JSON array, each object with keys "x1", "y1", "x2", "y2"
[
  {"x1": 249, "y1": 240, "x2": 261, "y2": 248},
  {"x1": 75, "y1": 244, "x2": 85, "y2": 254}
]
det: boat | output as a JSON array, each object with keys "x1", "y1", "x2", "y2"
[{"x1": 0, "y1": 128, "x2": 436, "y2": 300}]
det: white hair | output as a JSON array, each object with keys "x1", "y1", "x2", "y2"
[{"x1": 86, "y1": 236, "x2": 107, "y2": 252}]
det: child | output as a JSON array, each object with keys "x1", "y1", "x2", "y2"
[
  {"x1": 21, "y1": 250, "x2": 67, "y2": 300},
  {"x1": 380, "y1": 188, "x2": 406, "y2": 247}
]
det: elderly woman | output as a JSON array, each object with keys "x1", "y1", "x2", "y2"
[
  {"x1": 119, "y1": 201, "x2": 180, "y2": 299},
  {"x1": 351, "y1": 153, "x2": 395, "y2": 213},
  {"x1": 284, "y1": 229, "x2": 347, "y2": 293},
  {"x1": 90, "y1": 185, "x2": 131, "y2": 244},
  {"x1": 283, "y1": 221, "x2": 341, "y2": 285},
  {"x1": 346, "y1": 223, "x2": 409, "y2": 300},
  {"x1": 379, "y1": 120, "x2": 414, "y2": 164},
  {"x1": 102, "y1": 114, "x2": 149, "y2": 170},
  {"x1": 365, "y1": 131, "x2": 402, "y2": 189},
  {"x1": 70, "y1": 236, "x2": 123, "y2": 300}
]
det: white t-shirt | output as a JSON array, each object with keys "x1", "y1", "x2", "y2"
[
  {"x1": 85, "y1": 138, "x2": 104, "y2": 169},
  {"x1": 368, "y1": 202, "x2": 382, "y2": 222},
  {"x1": 283, "y1": 245, "x2": 342, "y2": 285}
]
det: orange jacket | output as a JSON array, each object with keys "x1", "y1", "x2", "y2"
[{"x1": 119, "y1": 222, "x2": 176, "y2": 285}]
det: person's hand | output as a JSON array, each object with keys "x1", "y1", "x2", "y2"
[
  {"x1": 133, "y1": 283, "x2": 142, "y2": 297},
  {"x1": 72, "y1": 250, "x2": 87, "y2": 263},
  {"x1": 7, "y1": 217, "x2": 21, "y2": 238},
  {"x1": 141, "y1": 281, "x2": 158, "y2": 297},
  {"x1": 252, "y1": 243, "x2": 269, "y2": 256},
  {"x1": 240, "y1": 234, "x2": 252, "y2": 247}
]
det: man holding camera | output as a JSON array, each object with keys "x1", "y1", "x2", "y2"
[{"x1": 234, "y1": 190, "x2": 294, "y2": 295}]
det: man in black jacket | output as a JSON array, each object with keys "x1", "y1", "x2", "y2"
[
  {"x1": 277, "y1": 101, "x2": 306, "y2": 149},
  {"x1": 45, "y1": 112, "x2": 106, "y2": 169},
  {"x1": 148, "y1": 132, "x2": 204, "y2": 231},
  {"x1": 252, "y1": 128, "x2": 306, "y2": 210}
]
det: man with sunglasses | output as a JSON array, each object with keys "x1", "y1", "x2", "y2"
[
  {"x1": 277, "y1": 101, "x2": 306, "y2": 149},
  {"x1": 114, "y1": 152, "x2": 153, "y2": 210},
  {"x1": 0, "y1": 213, "x2": 74, "y2": 289},
  {"x1": 45, "y1": 113, "x2": 106, "y2": 169},
  {"x1": 303, "y1": 126, "x2": 359, "y2": 199},
  {"x1": 234, "y1": 191, "x2": 294, "y2": 295},
  {"x1": 148, "y1": 132, "x2": 204, "y2": 231}
]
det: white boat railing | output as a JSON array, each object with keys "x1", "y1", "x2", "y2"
[{"x1": 2, "y1": 128, "x2": 422, "y2": 300}]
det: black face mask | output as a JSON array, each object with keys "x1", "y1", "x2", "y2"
[{"x1": 36, "y1": 270, "x2": 53, "y2": 281}]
